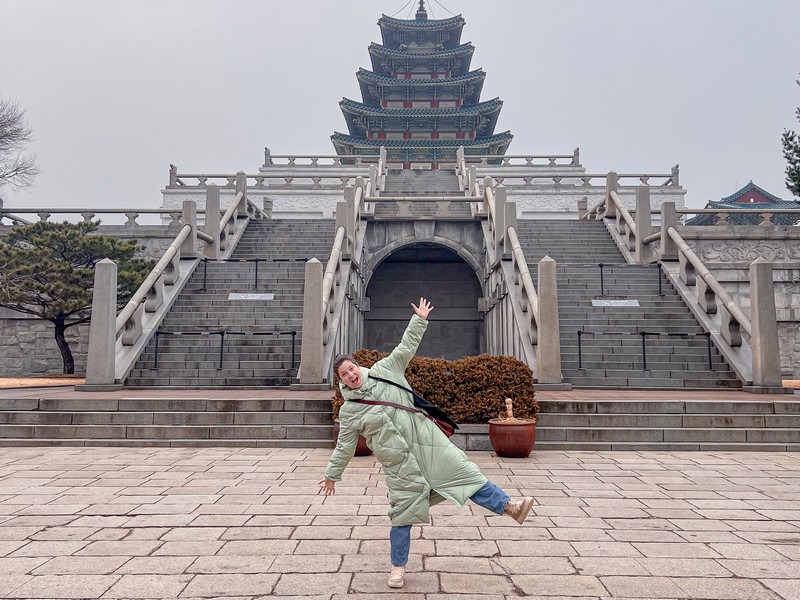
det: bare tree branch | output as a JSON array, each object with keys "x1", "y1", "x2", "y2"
[{"x1": 0, "y1": 98, "x2": 39, "y2": 201}]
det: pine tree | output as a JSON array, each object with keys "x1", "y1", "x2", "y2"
[
  {"x1": 782, "y1": 77, "x2": 800, "y2": 197},
  {"x1": 0, "y1": 221, "x2": 153, "y2": 374}
]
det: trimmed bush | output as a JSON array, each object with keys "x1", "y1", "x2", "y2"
[{"x1": 332, "y1": 351, "x2": 537, "y2": 424}]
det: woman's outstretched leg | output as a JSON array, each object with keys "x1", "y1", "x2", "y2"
[
  {"x1": 469, "y1": 481, "x2": 534, "y2": 524},
  {"x1": 388, "y1": 525, "x2": 411, "y2": 588}
]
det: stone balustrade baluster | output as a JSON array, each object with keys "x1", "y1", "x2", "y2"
[
  {"x1": 124, "y1": 212, "x2": 139, "y2": 226},
  {"x1": 38, "y1": 212, "x2": 51, "y2": 222},
  {"x1": 198, "y1": 177, "x2": 207, "y2": 186},
  {"x1": 80, "y1": 212, "x2": 95, "y2": 223},
  {"x1": 715, "y1": 213, "x2": 729, "y2": 226},
  {"x1": 759, "y1": 213, "x2": 774, "y2": 226}
]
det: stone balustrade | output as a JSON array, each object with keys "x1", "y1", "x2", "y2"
[
  {"x1": 0, "y1": 208, "x2": 185, "y2": 227},
  {"x1": 677, "y1": 208, "x2": 800, "y2": 227},
  {"x1": 167, "y1": 172, "x2": 370, "y2": 191},
  {"x1": 261, "y1": 147, "x2": 379, "y2": 168},
  {"x1": 465, "y1": 149, "x2": 581, "y2": 167}
]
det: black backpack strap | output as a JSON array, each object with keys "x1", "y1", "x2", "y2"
[{"x1": 367, "y1": 374, "x2": 459, "y2": 431}]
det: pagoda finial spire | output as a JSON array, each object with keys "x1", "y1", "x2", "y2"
[{"x1": 415, "y1": 0, "x2": 428, "y2": 20}]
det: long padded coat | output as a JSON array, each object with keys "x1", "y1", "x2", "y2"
[{"x1": 324, "y1": 315, "x2": 488, "y2": 526}]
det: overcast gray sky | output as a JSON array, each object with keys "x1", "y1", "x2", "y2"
[{"x1": 2, "y1": 0, "x2": 799, "y2": 214}]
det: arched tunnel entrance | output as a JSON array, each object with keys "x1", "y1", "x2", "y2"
[{"x1": 364, "y1": 243, "x2": 483, "y2": 359}]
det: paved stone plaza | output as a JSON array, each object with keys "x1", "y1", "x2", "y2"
[{"x1": 0, "y1": 447, "x2": 797, "y2": 599}]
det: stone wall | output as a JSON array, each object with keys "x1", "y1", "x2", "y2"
[{"x1": 0, "y1": 308, "x2": 89, "y2": 376}]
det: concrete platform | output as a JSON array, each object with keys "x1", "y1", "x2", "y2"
[{"x1": 0, "y1": 446, "x2": 799, "y2": 598}]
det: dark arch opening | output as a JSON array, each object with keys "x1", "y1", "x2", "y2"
[{"x1": 365, "y1": 243, "x2": 483, "y2": 359}]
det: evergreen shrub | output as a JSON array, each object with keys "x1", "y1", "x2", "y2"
[{"x1": 332, "y1": 351, "x2": 538, "y2": 424}]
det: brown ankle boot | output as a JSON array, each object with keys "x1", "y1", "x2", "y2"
[{"x1": 504, "y1": 497, "x2": 534, "y2": 524}]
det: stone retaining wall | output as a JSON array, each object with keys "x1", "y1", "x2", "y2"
[{"x1": 0, "y1": 308, "x2": 89, "y2": 376}]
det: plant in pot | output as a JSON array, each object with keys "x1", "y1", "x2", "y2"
[{"x1": 489, "y1": 398, "x2": 537, "y2": 458}]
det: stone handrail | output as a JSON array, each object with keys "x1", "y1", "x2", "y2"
[
  {"x1": 0, "y1": 212, "x2": 31, "y2": 225},
  {"x1": 465, "y1": 149, "x2": 581, "y2": 167},
  {"x1": 506, "y1": 225, "x2": 539, "y2": 342},
  {"x1": 321, "y1": 226, "x2": 347, "y2": 340},
  {"x1": 666, "y1": 226, "x2": 752, "y2": 340},
  {"x1": 261, "y1": 149, "x2": 379, "y2": 167},
  {"x1": 168, "y1": 172, "x2": 370, "y2": 191},
  {"x1": 322, "y1": 179, "x2": 370, "y2": 380},
  {"x1": 480, "y1": 181, "x2": 563, "y2": 384},
  {"x1": 0, "y1": 208, "x2": 187, "y2": 227},
  {"x1": 219, "y1": 191, "x2": 243, "y2": 232},
  {"x1": 114, "y1": 223, "x2": 193, "y2": 342}
]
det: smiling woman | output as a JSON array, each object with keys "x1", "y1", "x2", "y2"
[{"x1": 320, "y1": 296, "x2": 534, "y2": 590}]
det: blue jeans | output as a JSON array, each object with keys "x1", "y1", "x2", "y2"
[{"x1": 390, "y1": 481, "x2": 510, "y2": 566}]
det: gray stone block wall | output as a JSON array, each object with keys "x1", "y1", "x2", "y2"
[{"x1": 0, "y1": 308, "x2": 89, "y2": 376}]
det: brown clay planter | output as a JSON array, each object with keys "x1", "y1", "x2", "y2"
[
  {"x1": 488, "y1": 419, "x2": 536, "y2": 458},
  {"x1": 332, "y1": 419, "x2": 372, "y2": 456}
]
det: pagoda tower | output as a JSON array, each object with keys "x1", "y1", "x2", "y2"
[{"x1": 331, "y1": 0, "x2": 512, "y2": 169}]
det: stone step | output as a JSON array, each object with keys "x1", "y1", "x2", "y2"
[
  {"x1": 537, "y1": 399, "x2": 800, "y2": 414},
  {"x1": 535, "y1": 426, "x2": 800, "y2": 444},
  {"x1": 537, "y1": 412, "x2": 800, "y2": 428},
  {"x1": 126, "y1": 376, "x2": 297, "y2": 386},
  {"x1": 0, "y1": 410, "x2": 332, "y2": 426},
  {"x1": 0, "y1": 438, "x2": 335, "y2": 448},
  {"x1": 0, "y1": 424, "x2": 335, "y2": 440},
  {"x1": 561, "y1": 375, "x2": 741, "y2": 388},
  {"x1": 532, "y1": 440, "x2": 799, "y2": 451},
  {"x1": 0, "y1": 397, "x2": 331, "y2": 412}
]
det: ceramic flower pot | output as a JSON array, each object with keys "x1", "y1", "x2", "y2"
[
  {"x1": 488, "y1": 419, "x2": 536, "y2": 458},
  {"x1": 332, "y1": 419, "x2": 372, "y2": 456}
]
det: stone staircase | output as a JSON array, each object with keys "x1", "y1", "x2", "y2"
[
  {"x1": 515, "y1": 219, "x2": 740, "y2": 389},
  {"x1": 533, "y1": 397, "x2": 800, "y2": 450},
  {"x1": 377, "y1": 169, "x2": 470, "y2": 218},
  {"x1": 125, "y1": 219, "x2": 337, "y2": 387},
  {"x1": 382, "y1": 169, "x2": 462, "y2": 195},
  {"x1": 0, "y1": 394, "x2": 335, "y2": 448}
]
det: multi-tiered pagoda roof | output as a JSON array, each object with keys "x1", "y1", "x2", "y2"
[{"x1": 331, "y1": 0, "x2": 512, "y2": 169}]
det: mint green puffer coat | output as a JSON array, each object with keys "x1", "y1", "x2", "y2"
[{"x1": 324, "y1": 315, "x2": 487, "y2": 526}]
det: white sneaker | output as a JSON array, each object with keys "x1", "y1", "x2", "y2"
[
  {"x1": 388, "y1": 565, "x2": 405, "y2": 588},
  {"x1": 504, "y1": 497, "x2": 534, "y2": 524}
]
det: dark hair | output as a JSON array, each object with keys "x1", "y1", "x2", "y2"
[{"x1": 333, "y1": 354, "x2": 357, "y2": 377}]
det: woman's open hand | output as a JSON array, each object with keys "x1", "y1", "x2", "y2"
[
  {"x1": 319, "y1": 478, "x2": 336, "y2": 496},
  {"x1": 412, "y1": 297, "x2": 434, "y2": 320}
]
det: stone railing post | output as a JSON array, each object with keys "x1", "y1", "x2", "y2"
[
  {"x1": 660, "y1": 202, "x2": 678, "y2": 260},
  {"x1": 168, "y1": 164, "x2": 178, "y2": 188},
  {"x1": 605, "y1": 171, "x2": 618, "y2": 218},
  {"x1": 494, "y1": 185, "x2": 507, "y2": 259},
  {"x1": 263, "y1": 147, "x2": 272, "y2": 166},
  {"x1": 749, "y1": 258, "x2": 782, "y2": 390},
  {"x1": 573, "y1": 147, "x2": 580, "y2": 165},
  {"x1": 635, "y1": 185, "x2": 653, "y2": 263},
  {"x1": 504, "y1": 200, "x2": 517, "y2": 256},
  {"x1": 180, "y1": 200, "x2": 197, "y2": 256},
  {"x1": 577, "y1": 197, "x2": 588, "y2": 219},
  {"x1": 83, "y1": 259, "x2": 117, "y2": 387},
  {"x1": 671, "y1": 164, "x2": 680, "y2": 186},
  {"x1": 236, "y1": 171, "x2": 248, "y2": 213},
  {"x1": 299, "y1": 258, "x2": 323, "y2": 384},
  {"x1": 537, "y1": 256, "x2": 562, "y2": 384},
  {"x1": 203, "y1": 185, "x2": 220, "y2": 260},
  {"x1": 342, "y1": 187, "x2": 355, "y2": 258}
]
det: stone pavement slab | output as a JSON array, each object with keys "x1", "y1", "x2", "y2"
[{"x1": 0, "y1": 447, "x2": 797, "y2": 598}]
